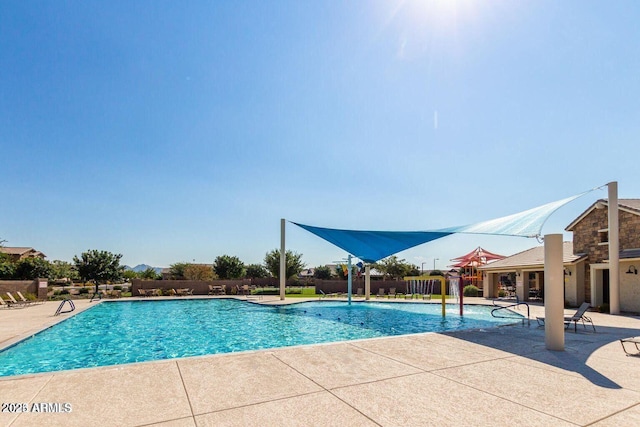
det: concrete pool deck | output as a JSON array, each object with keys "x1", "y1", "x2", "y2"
[{"x1": 1, "y1": 297, "x2": 639, "y2": 426}]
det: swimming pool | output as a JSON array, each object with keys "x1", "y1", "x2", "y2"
[{"x1": 0, "y1": 299, "x2": 521, "y2": 377}]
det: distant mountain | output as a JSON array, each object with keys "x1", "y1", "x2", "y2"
[{"x1": 123, "y1": 264, "x2": 163, "y2": 274}]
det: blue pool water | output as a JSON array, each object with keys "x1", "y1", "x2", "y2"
[{"x1": 0, "y1": 300, "x2": 521, "y2": 377}]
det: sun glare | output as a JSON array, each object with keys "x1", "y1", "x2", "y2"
[{"x1": 389, "y1": 0, "x2": 480, "y2": 59}]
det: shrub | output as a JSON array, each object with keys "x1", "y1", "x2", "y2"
[
  {"x1": 78, "y1": 287, "x2": 89, "y2": 294},
  {"x1": 497, "y1": 289, "x2": 507, "y2": 298},
  {"x1": 463, "y1": 285, "x2": 479, "y2": 297},
  {"x1": 23, "y1": 292, "x2": 38, "y2": 301},
  {"x1": 113, "y1": 285, "x2": 123, "y2": 291}
]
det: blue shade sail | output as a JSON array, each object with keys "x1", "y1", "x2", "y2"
[
  {"x1": 291, "y1": 188, "x2": 600, "y2": 263},
  {"x1": 291, "y1": 223, "x2": 452, "y2": 263},
  {"x1": 437, "y1": 192, "x2": 591, "y2": 238}
]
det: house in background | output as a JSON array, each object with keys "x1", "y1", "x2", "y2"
[
  {"x1": 480, "y1": 199, "x2": 640, "y2": 312},
  {"x1": 565, "y1": 199, "x2": 640, "y2": 312},
  {"x1": 0, "y1": 247, "x2": 47, "y2": 262},
  {"x1": 480, "y1": 243, "x2": 587, "y2": 306}
]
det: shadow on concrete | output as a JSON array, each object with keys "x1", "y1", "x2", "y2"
[{"x1": 441, "y1": 319, "x2": 640, "y2": 389}]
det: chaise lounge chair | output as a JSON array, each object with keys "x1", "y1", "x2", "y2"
[
  {"x1": 388, "y1": 288, "x2": 397, "y2": 299},
  {"x1": 0, "y1": 297, "x2": 23, "y2": 309},
  {"x1": 376, "y1": 288, "x2": 385, "y2": 298},
  {"x1": 6, "y1": 292, "x2": 31, "y2": 307},
  {"x1": 536, "y1": 302, "x2": 596, "y2": 332},
  {"x1": 15, "y1": 291, "x2": 31, "y2": 303},
  {"x1": 17, "y1": 291, "x2": 44, "y2": 305},
  {"x1": 620, "y1": 337, "x2": 640, "y2": 356}
]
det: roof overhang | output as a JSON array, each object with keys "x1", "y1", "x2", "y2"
[{"x1": 479, "y1": 254, "x2": 587, "y2": 272}]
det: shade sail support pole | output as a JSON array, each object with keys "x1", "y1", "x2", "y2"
[
  {"x1": 441, "y1": 276, "x2": 446, "y2": 317},
  {"x1": 608, "y1": 182, "x2": 620, "y2": 315},
  {"x1": 280, "y1": 219, "x2": 286, "y2": 301},
  {"x1": 347, "y1": 254, "x2": 352, "y2": 305}
]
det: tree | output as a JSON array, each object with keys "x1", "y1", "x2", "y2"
[
  {"x1": 313, "y1": 265, "x2": 333, "y2": 280},
  {"x1": 169, "y1": 262, "x2": 189, "y2": 280},
  {"x1": 335, "y1": 263, "x2": 357, "y2": 280},
  {"x1": 374, "y1": 256, "x2": 414, "y2": 280},
  {"x1": 73, "y1": 250, "x2": 124, "y2": 294},
  {"x1": 407, "y1": 265, "x2": 420, "y2": 276},
  {"x1": 14, "y1": 257, "x2": 52, "y2": 280},
  {"x1": 183, "y1": 264, "x2": 214, "y2": 281},
  {"x1": 123, "y1": 269, "x2": 138, "y2": 281},
  {"x1": 0, "y1": 254, "x2": 16, "y2": 279},
  {"x1": 263, "y1": 249, "x2": 305, "y2": 279},
  {"x1": 50, "y1": 260, "x2": 79, "y2": 282},
  {"x1": 139, "y1": 267, "x2": 159, "y2": 280},
  {"x1": 245, "y1": 263, "x2": 269, "y2": 279},
  {"x1": 213, "y1": 255, "x2": 245, "y2": 279}
]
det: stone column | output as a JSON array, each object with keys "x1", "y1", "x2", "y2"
[{"x1": 365, "y1": 265, "x2": 371, "y2": 300}]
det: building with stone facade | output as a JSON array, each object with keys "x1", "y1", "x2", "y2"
[
  {"x1": 0, "y1": 247, "x2": 47, "y2": 262},
  {"x1": 565, "y1": 199, "x2": 640, "y2": 312},
  {"x1": 480, "y1": 199, "x2": 640, "y2": 313}
]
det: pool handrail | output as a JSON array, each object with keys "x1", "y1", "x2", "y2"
[
  {"x1": 54, "y1": 299, "x2": 76, "y2": 316},
  {"x1": 491, "y1": 300, "x2": 530, "y2": 325}
]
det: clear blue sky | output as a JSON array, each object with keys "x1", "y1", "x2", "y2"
[{"x1": 2, "y1": 1, "x2": 639, "y2": 269}]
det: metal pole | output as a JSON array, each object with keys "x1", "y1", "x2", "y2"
[
  {"x1": 280, "y1": 219, "x2": 286, "y2": 301},
  {"x1": 459, "y1": 277, "x2": 464, "y2": 316},
  {"x1": 441, "y1": 277, "x2": 446, "y2": 317},
  {"x1": 544, "y1": 234, "x2": 564, "y2": 351},
  {"x1": 608, "y1": 182, "x2": 620, "y2": 314},
  {"x1": 347, "y1": 254, "x2": 352, "y2": 305}
]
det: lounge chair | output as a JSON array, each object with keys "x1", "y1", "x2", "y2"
[
  {"x1": 319, "y1": 290, "x2": 335, "y2": 298},
  {"x1": 17, "y1": 291, "x2": 43, "y2": 305},
  {"x1": 0, "y1": 297, "x2": 20, "y2": 309},
  {"x1": 564, "y1": 302, "x2": 596, "y2": 332},
  {"x1": 388, "y1": 288, "x2": 396, "y2": 299},
  {"x1": 620, "y1": 337, "x2": 640, "y2": 356},
  {"x1": 376, "y1": 288, "x2": 385, "y2": 298},
  {"x1": 6, "y1": 292, "x2": 30, "y2": 307},
  {"x1": 356, "y1": 288, "x2": 364, "y2": 297},
  {"x1": 536, "y1": 302, "x2": 596, "y2": 332}
]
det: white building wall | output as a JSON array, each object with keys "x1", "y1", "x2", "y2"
[{"x1": 620, "y1": 261, "x2": 640, "y2": 313}]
